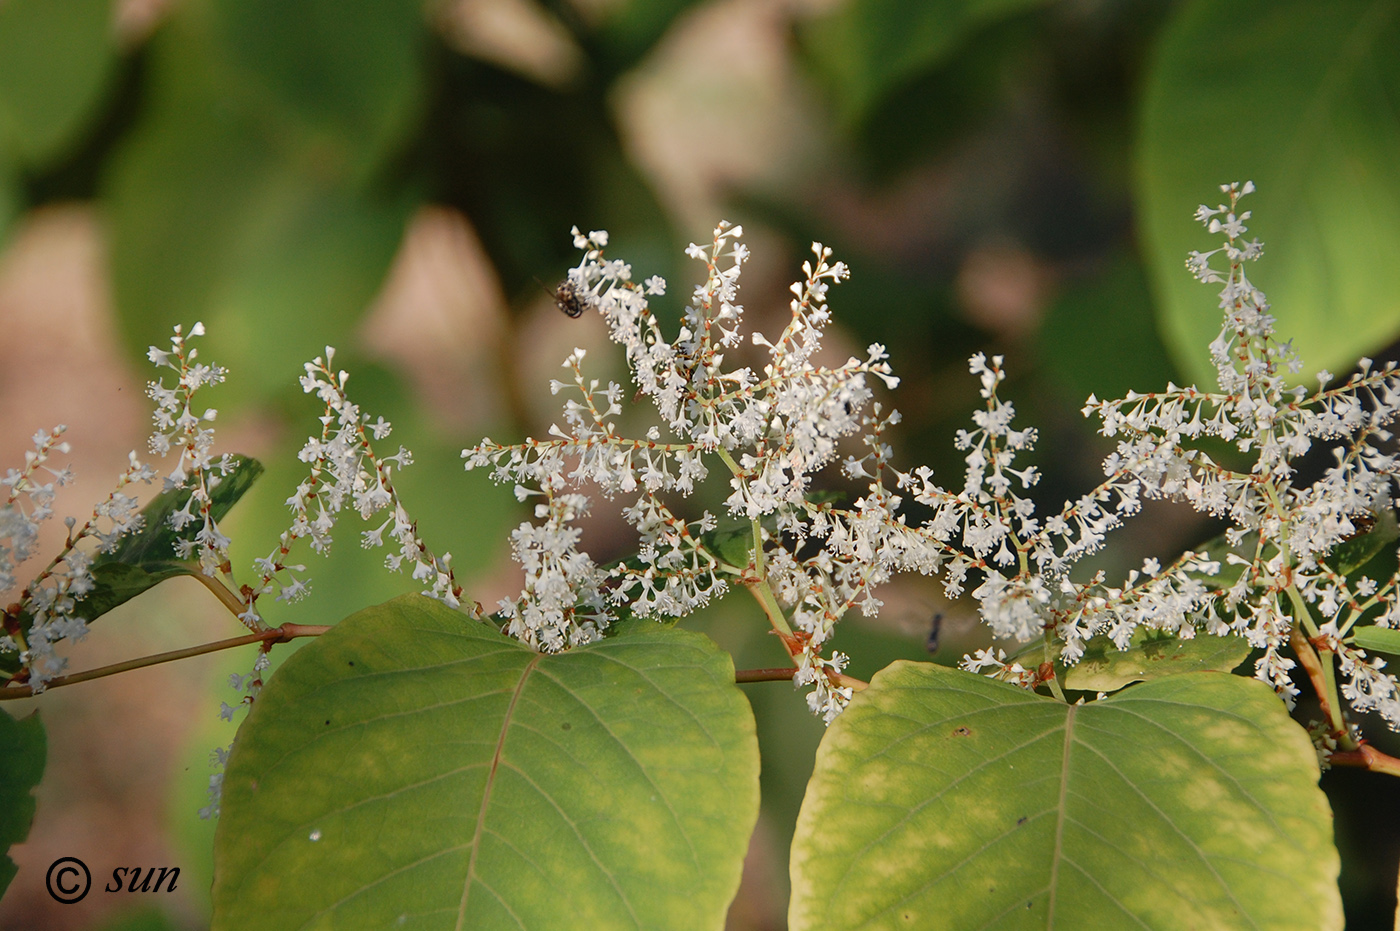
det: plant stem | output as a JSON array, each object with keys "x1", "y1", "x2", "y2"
[
  {"x1": 193, "y1": 570, "x2": 255, "y2": 623},
  {"x1": 1288, "y1": 623, "x2": 1356, "y2": 750},
  {"x1": 713, "y1": 447, "x2": 796, "y2": 640},
  {"x1": 1331, "y1": 744, "x2": 1400, "y2": 778},
  {"x1": 736, "y1": 667, "x2": 797, "y2": 683},
  {"x1": 1284, "y1": 583, "x2": 1351, "y2": 744},
  {"x1": 835, "y1": 673, "x2": 869, "y2": 692},
  {"x1": 0, "y1": 623, "x2": 329, "y2": 700},
  {"x1": 742, "y1": 578, "x2": 794, "y2": 638},
  {"x1": 1041, "y1": 634, "x2": 1067, "y2": 702},
  {"x1": 733, "y1": 667, "x2": 868, "y2": 691}
]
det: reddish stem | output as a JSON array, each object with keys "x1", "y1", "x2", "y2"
[{"x1": 0, "y1": 623, "x2": 330, "y2": 700}]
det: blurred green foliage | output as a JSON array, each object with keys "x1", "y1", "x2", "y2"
[
  {"x1": 1140, "y1": 0, "x2": 1400, "y2": 386},
  {"x1": 4, "y1": 0, "x2": 1400, "y2": 926},
  {"x1": 0, "y1": 0, "x2": 115, "y2": 169}
]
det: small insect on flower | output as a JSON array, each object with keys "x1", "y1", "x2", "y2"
[
  {"x1": 1341, "y1": 512, "x2": 1378, "y2": 543},
  {"x1": 554, "y1": 279, "x2": 590, "y2": 318}
]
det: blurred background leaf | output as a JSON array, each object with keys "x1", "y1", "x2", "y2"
[
  {"x1": 0, "y1": 146, "x2": 17, "y2": 248},
  {"x1": 210, "y1": 0, "x2": 425, "y2": 177},
  {"x1": 103, "y1": 0, "x2": 424, "y2": 401},
  {"x1": 1039, "y1": 249, "x2": 1180, "y2": 403},
  {"x1": 1140, "y1": 0, "x2": 1400, "y2": 385},
  {"x1": 0, "y1": 0, "x2": 117, "y2": 168},
  {"x1": 799, "y1": 0, "x2": 1051, "y2": 128}
]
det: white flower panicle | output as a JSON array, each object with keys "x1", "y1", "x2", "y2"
[
  {"x1": 14, "y1": 184, "x2": 1395, "y2": 745},
  {"x1": 1076, "y1": 182, "x2": 1400, "y2": 727},
  {"x1": 4, "y1": 323, "x2": 245, "y2": 690},
  {"x1": 466, "y1": 223, "x2": 940, "y2": 719},
  {"x1": 11, "y1": 448, "x2": 161, "y2": 691},
  {"x1": 243, "y1": 349, "x2": 464, "y2": 630},
  {"x1": 497, "y1": 490, "x2": 611, "y2": 652},
  {"x1": 889, "y1": 348, "x2": 1149, "y2": 679},
  {"x1": 147, "y1": 321, "x2": 237, "y2": 578},
  {"x1": 1, "y1": 426, "x2": 84, "y2": 690},
  {"x1": 0, "y1": 323, "x2": 245, "y2": 689},
  {"x1": 458, "y1": 190, "x2": 1400, "y2": 735},
  {"x1": 0, "y1": 426, "x2": 73, "y2": 597}
]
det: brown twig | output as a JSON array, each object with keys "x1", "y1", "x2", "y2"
[
  {"x1": 1331, "y1": 744, "x2": 1400, "y2": 778},
  {"x1": 734, "y1": 666, "x2": 868, "y2": 691},
  {"x1": 192, "y1": 570, "x2": 256, "y2": 624},
  {"x1": 735, "y1": 667, "x2": 797, "y2": 683},
  {"x1": 1288, "y1": 624, "x2": 1354, "y2": 747},
  {"x1": 0, "y1": 623, "x2": 330, "y2": 700}
]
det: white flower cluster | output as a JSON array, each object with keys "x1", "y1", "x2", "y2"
[
  {"x1": 468, "y1": 190, "x2": 1400, "y2": 733},
  {"x1": 1, "y1": 323, "x2": 247, "y2": 690},
  {"x1": 0, "y1": 427, "x2": 73, "y2": 596},
  {"x1": 9, "y1": 449, "x2": 159, "y2": 691},
  {"x1": 931, "y1": 185, "x2": 1400, "y2": 742},
  {"x1": 244, "y1": 348, "x2": 464, "y2": 628},
  {"x1": 1, "y1": 426, "x2": 88, "y2": 690},
  {"x1": 1074, "y1": 182, "x2": 1400, "y2": 726},
  {"x1": 147, "y1": 322, "x2": 237, "y2": 578},
  {"x1": 897, "y1": 349, "x2": 1150, "y2": 656},
  {"x1": 0, "y1": 345, "x2": 233, "y2": 693},
  {"x1": 466, "y1": 223, "x2": 946, "y2": 719}
]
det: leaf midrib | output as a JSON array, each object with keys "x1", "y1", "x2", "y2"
[
  {"x1": 1045, "y1": 701, "x2": 1076, "y2": 928},
  {"x1": 456, "y1": 652, "x2": 541, "y2": 930}
]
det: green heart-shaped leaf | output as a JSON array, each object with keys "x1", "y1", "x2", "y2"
[
  {"x1": 790, "y1": 662, "x2": 1340, "y2": 930},
  {"x1": 212, "y1": 595, "x2": 759, "y2": 930}
]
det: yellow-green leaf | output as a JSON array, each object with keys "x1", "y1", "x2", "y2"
[
  {"x1": 212, "y1": 595, "x2": 759, "y2": 930},
  {"x1": 1063, "y1": 629, "x2": 1251, "y2": 692},
  {"x1": 790, "y1": 661, "x2": 1340, "y2": 930}
]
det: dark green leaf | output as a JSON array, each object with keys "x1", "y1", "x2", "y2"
[
  {"x1": 1063, "y1": 628, "x2": 1251, "y2": 692},
  {"x1": 1040, "y1": 250, "x2": 1181, "y2": 405},
  {"x1": 791, "y1": 661, "x2": 1341, "y2": 930},
  {"x1": 72, "y1": 456, "x2": 264, "y2": 623},
  {"x1": 1139, "y1": 0, "x2": 1400, "y2": 386},
  {"x1": 99, "y1": 455, "x2": 263, "y2": 568},
  {"x1": 699, "y1": 513, "x2": 756, "y2": 570},
  {"x1": 208, "y1": 0, "x2": 425, "y2": 180},
  {"x1": 0, "y1": 0, "x2": 116, "y2": 167},
  {"x1": 0, "y1": 456, "x2": 261, "y2": 677},
  {"x1": 1350, "y1": 625, "x2": 1400, "y2": 656},
  {"x1": 0, "y1": 708, "x2": 46, "y2": 898},
  {"x1": 1326, "y1": 509, "x2": 1399, "y2": 576},
  {"x1": 212, "y1": 595, "x2": 759, "y2": 930},
  {"x1": 800, "y1": 0, "x2": 1051, "y2": 125}
]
